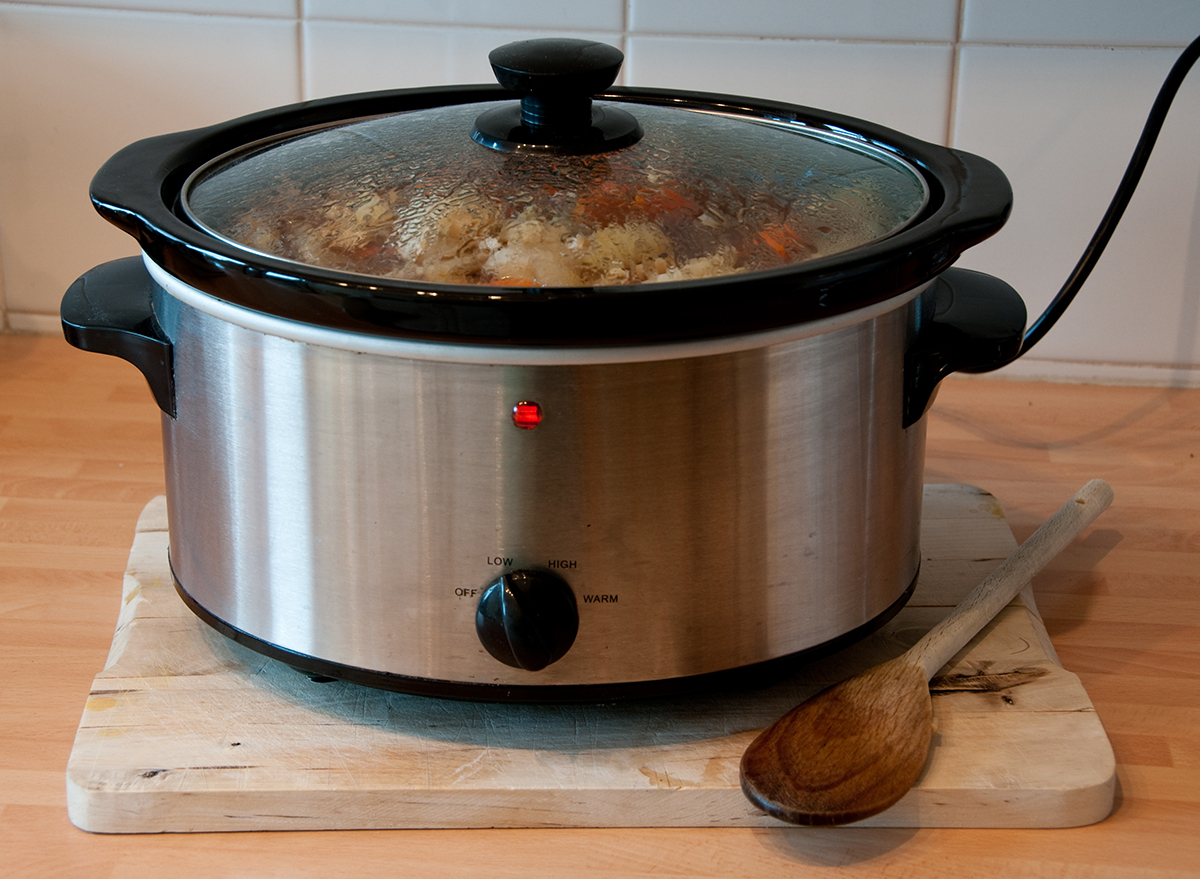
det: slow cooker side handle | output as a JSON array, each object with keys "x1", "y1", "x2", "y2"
[
  {"x1": 903, "y1": 268, "x2": 1026, "y2": 428},
  {"x1": 61, "y1": 257, "x2": 176, "y2": 419}
]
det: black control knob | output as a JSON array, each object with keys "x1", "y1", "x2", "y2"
[
  {"x1": 472, "y1": 38, "x2": 643, "y2": 155},
  {"x1": 475, "y1": 569, "x2": 579, "y2": 671}
]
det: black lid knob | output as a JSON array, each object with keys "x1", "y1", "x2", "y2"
[{"x1": 472, "y1": 38, "x2": 643, "y2": 155}]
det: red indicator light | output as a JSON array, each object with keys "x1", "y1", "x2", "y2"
[{"x1": 512, "y1": 401, "x2": 543, "y2": 430}]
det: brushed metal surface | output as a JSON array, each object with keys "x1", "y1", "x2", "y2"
[{"x1": 156, "y1": 280, "x2": 927, "y2": 688}]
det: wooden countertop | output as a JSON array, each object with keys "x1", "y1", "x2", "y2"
[{"x1": 2, "y1": 333, "x2": 1196, "y2": 877}]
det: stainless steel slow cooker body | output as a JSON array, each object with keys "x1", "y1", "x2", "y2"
[
  {"x1": 62, "y1": 40, "x2": 1028, "y2": 700},
  {"x1": 150, "y1": 258, "x2": 929, "y2": 696}
]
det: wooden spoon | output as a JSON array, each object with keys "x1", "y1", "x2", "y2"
[{"x1": 740, "y1": 478, "x2": 1114, "y2": 826}]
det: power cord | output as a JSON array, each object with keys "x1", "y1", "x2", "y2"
[{"x1": 1018, "y1": 32, "x2": 1200, "y2": 357}]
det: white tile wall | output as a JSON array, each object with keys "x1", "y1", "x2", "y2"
[
  {"x1": 953, "y1": 44, "x2": 1200, "y2": 368},
  {"x1": 961, "y1": 0, "x2": 1200, "y2": 46},
  {"x1": 628, "y1": 0, "x2": 960, "y2": 42},
  {"x1": 1, "y1": 0, "x2": 1197, "y2": 382},
  {"x1": 303, "y1": 0, "x2": 624, "y2": 32},
  {"x1": 624, "y1": 37, "x2": 953, "y2": 142},
  {"x1": 305, "y1": 23, "x2": 620, "y2": 97},
  {"x1": 0, "y1": 4, "x2": 300, "y2": 322}
]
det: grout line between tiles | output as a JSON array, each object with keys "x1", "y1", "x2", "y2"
[
  {"x1": 295, "y1": 16, "x2": 617, "y2": 34},
  {"x1": 619, "y1": 0, "x2": 630, "y2": 86},
  {"x1": 619, "y1": 32, "x2": 1193, "y2": 51},
  {"x1": 295, "y1": 0, "x2": 304, "y2": 102},
  {"x1": 0, "y1": 1, "x2": 293, "y2": 19},
  {"x1": 621, "y1": 32, "x2": 956, "y2": 47},
  {"x1": 946, "y1": 0, "x2": 965, "y2": 147}
]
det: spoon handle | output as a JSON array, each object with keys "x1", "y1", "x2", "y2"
[{"x1": 905, "y1": 478, "x2": 1114, "y2": 680}]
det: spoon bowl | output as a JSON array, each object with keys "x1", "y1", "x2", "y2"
[{"x1": 741, "y1": 657, "x2": 931, "y2": 826}]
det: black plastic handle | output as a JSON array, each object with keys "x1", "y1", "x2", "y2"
[
  {"x1": 61, "y1": 256, "x2": 176, "y2": 418},
  {"x1": 471, "y1": 38, "x2": 643, "y2": 154},
  {"x1": 903, "y1": 268, "x2": 1026, "y2": 428}
]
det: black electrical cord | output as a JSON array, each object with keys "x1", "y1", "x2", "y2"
[{"x1": 1017, "y1": 32, "x2": 1200, "y2": 358}]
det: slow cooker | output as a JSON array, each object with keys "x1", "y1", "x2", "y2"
[{"x1": 61, "y1": 39, "x2": 1031, "y2": 701}]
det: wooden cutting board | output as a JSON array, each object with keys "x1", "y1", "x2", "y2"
[{"x1": 65, "y1": 485, "x2": 1115, "y2": 833}]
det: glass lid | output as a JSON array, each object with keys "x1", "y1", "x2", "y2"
[{"x1": 182, "y1": 41, "x2": 929, "y2": 289}]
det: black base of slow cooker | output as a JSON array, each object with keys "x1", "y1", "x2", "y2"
[{"x1": 173, "y1": 571, "x2": 917, "y2": 704}]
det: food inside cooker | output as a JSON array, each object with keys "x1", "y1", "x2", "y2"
[
  {"x1": 190, "y1": 103, "x2": 927, "y2": 288},
  {"x1": 227, "y1": 174, "x2": 893, "y2": 287}
]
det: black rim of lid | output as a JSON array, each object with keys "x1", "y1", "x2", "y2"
[{"x1": 89, "y1": 84, "x2": 1012, "y2": 346}]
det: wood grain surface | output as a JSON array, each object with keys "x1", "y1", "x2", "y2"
[{"x1": 2, "y1": 333, "x2": 1198, "y2": 877}]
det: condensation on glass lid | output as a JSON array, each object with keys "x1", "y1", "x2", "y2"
[{"x1": 183, "y1": 102, "x2": 930, "y2": 288}]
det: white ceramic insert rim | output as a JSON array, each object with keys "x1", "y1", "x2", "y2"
[{"x1": 144, "y1": 252, "x2": 931, "y2": 366}]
